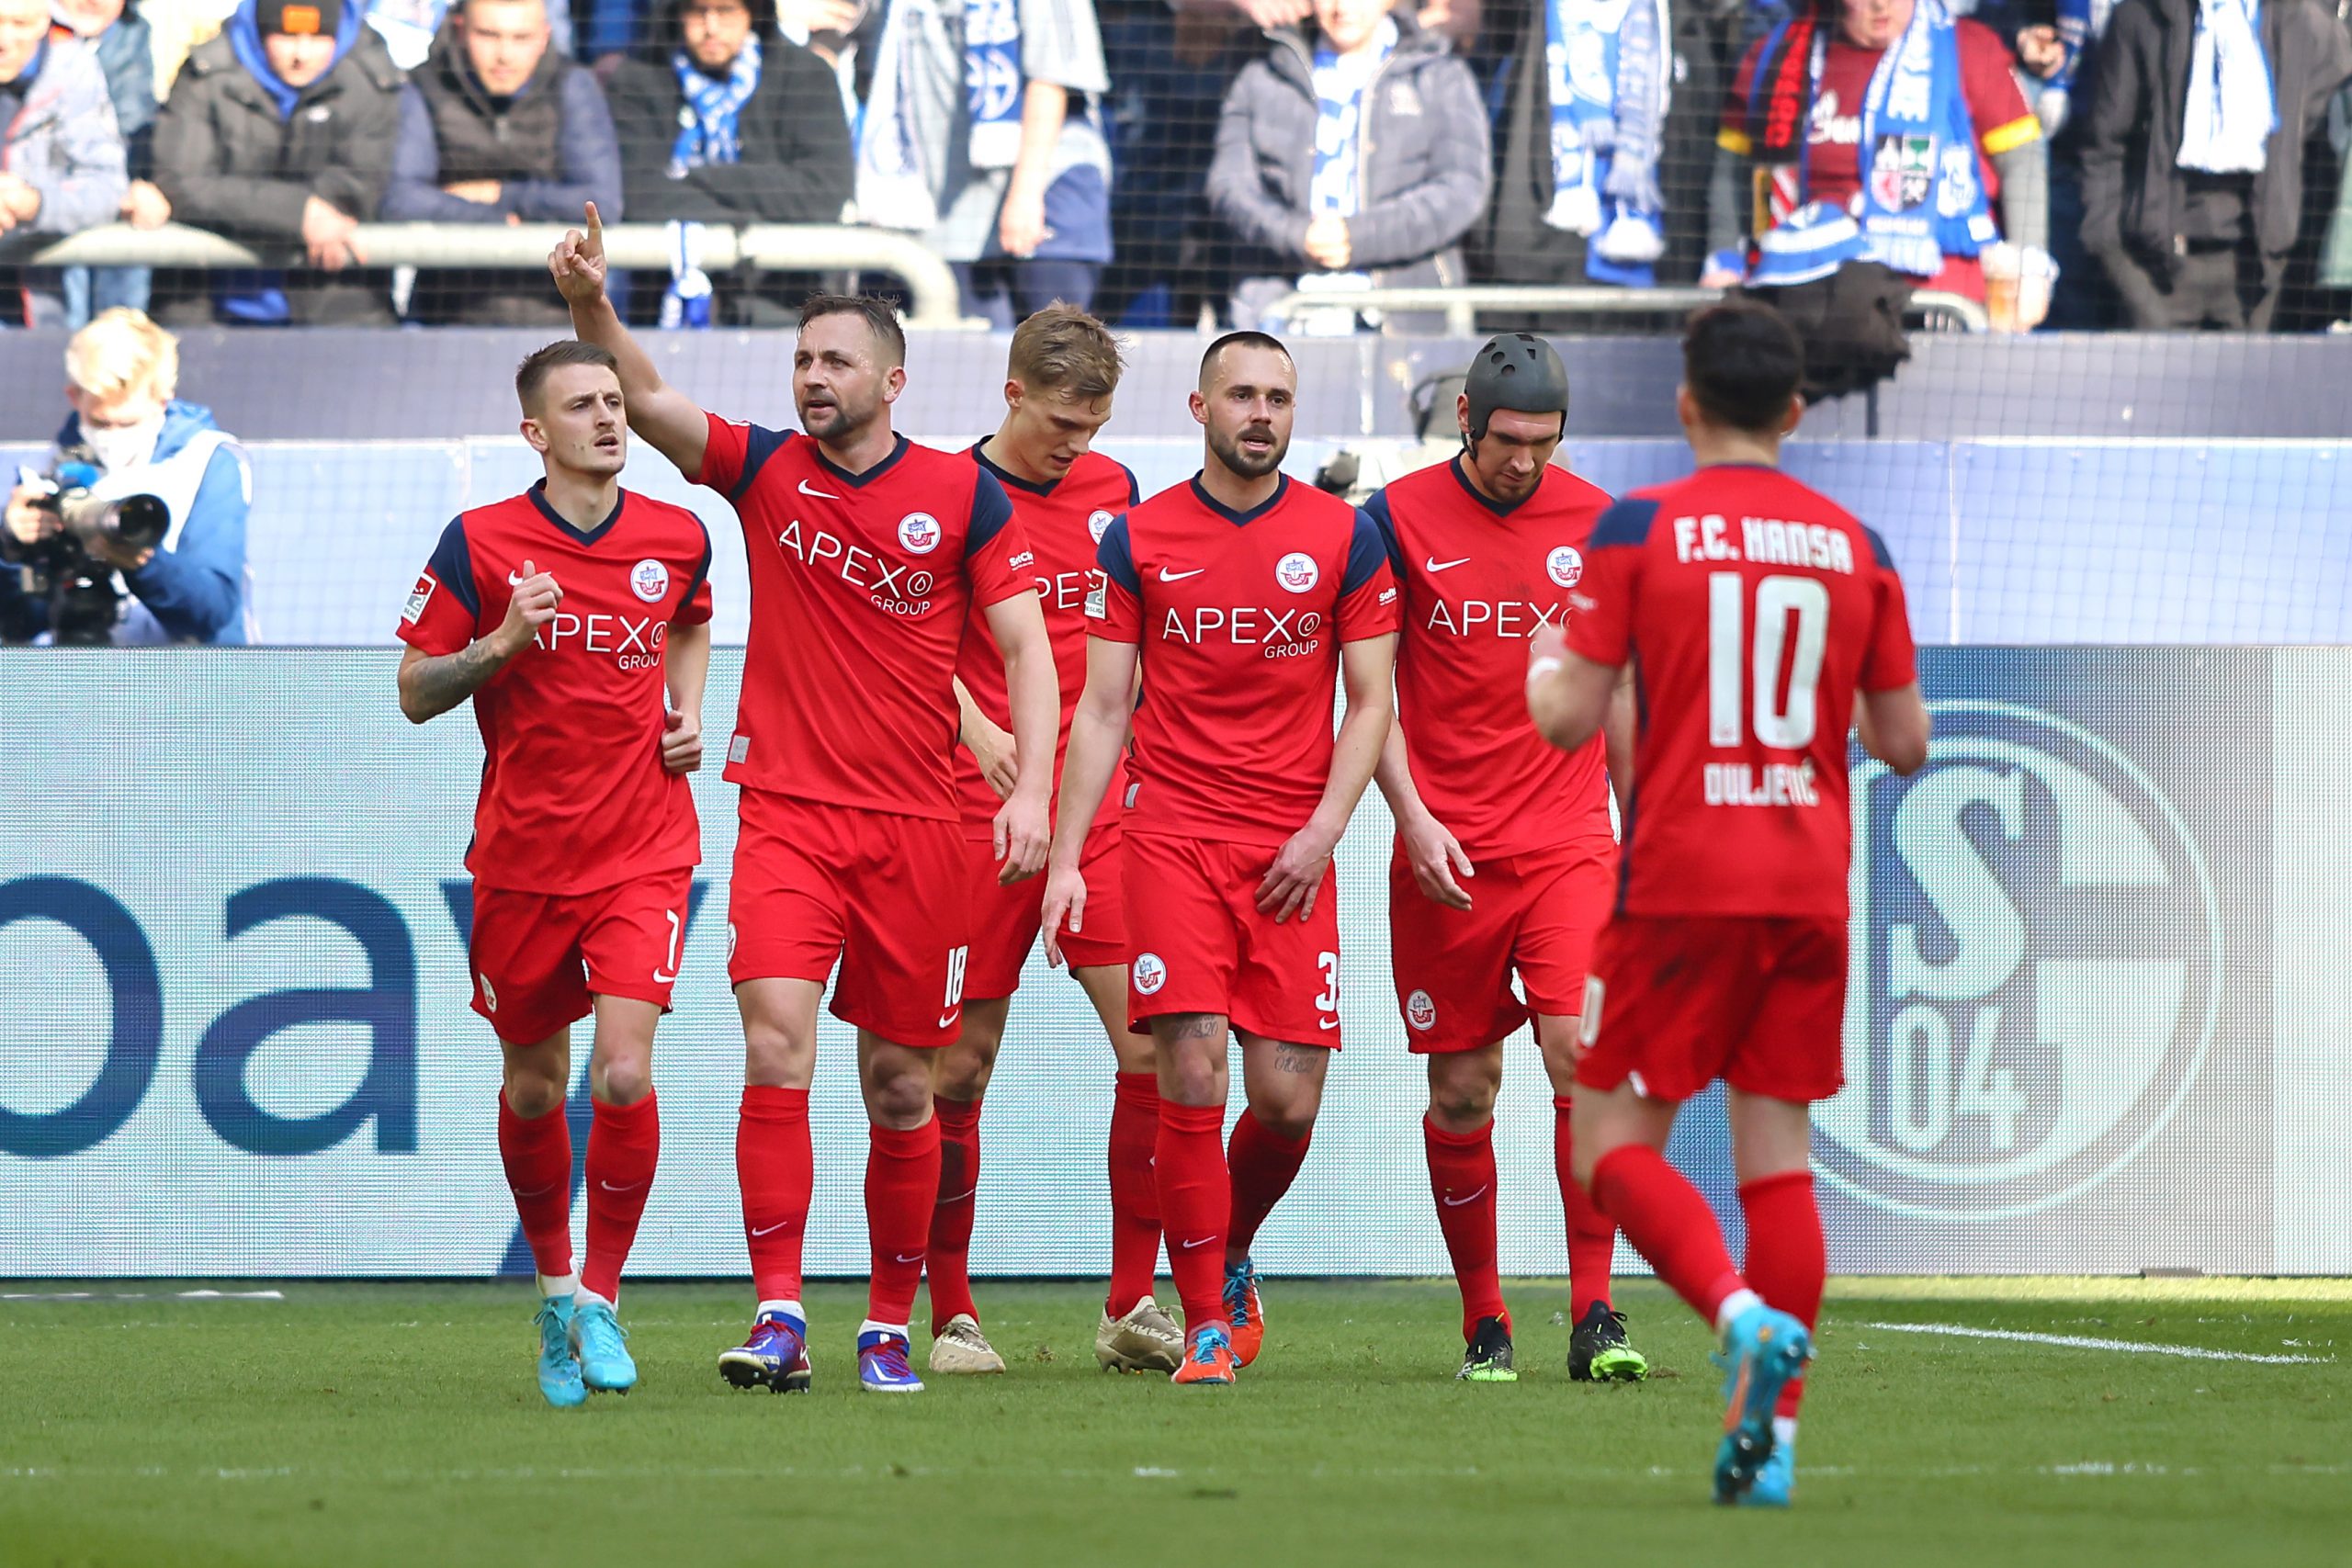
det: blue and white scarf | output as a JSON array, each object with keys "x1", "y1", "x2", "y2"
[
  {"x1": 669, "y1": 37, "x2": 762, "y2": 175},
  {"x1": 2180, "y1": 0, "x2": 2274, "y2": 174},
  {"x1": 965, "y1": 0, "x2": 1023, "y2": 169},
  {"x1": 1290, "y1": 22, "x2": 1392, "y2": 334},
  {"x1": 1852, "y1": 0, "x2": 1996, "y2": 276},
  {"x1": 664, "y1": 38, "x2": 761, "y2": 327},
  {"x1": 1542, "y1": 0, "x2": 1668, "y2": 286}
]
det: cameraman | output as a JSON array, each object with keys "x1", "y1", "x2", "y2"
[{"x1": 1, "y1": 307, "x2": 254, "y2": 644}]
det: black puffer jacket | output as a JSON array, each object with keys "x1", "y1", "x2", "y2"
[
  {"x1": 2079, "y1": 0, "x2": 2352, "y2": 270},
  {"x1": 151, "y1": 23, "x2": 405, "y2": 324}
]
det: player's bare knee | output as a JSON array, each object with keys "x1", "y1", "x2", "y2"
[
  {"x1": 502, "y1": 1067, "x2": 566, "y2": 1120},
  {"x1": 593, "y1": 1054, "x2": 653, "y2": 1106},
  {"x1": 741, "y1": 1018, "x2": 813, "y2": 1087},
  {"x1": 1159, "y1": 1050, "x2": 1224, "y2": 1107}
]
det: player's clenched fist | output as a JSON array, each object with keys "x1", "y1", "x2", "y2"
[
  {"x1": 492, "y1": 558, "x2": 561, "y2": 656},
  {"x1": 1038, "y1": 862, "x2": 1087, "y2": 967},
  {"x1": 662, "y1": 706, "x2": 703, "y2": 774},
  {"x1": 548, "y1": 201, "x2": 609, "y2": 305}
]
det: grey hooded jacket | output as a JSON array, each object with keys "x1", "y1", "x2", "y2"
[{"x1": 1206, "y1": 11, "x2": 1490, "y2": 325}]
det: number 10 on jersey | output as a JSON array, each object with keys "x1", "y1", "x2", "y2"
[{"x1": 1709, "y1": 572, "x2": 1829, "y2": 750}]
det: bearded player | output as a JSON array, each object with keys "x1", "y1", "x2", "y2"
[
  {"x1": 552, "y1": 205, "x2": 1060, "y2": 1395},
  {"x1": 1526, "y1": 301, "x2": 1929, "y2": 1504},
  {"x1": 1045, "y1": 332, "x2": 1398, "y2": 1385},
  {"x1": 1366, "y1": 334, "x2": 1646, "y2": 1385},
  {"x1": 396, "y1": 341, "x2": 714, "y2": 1407},
  {"x1": 925, "y1": 305, "x2": 1182, "y2": 1378}
]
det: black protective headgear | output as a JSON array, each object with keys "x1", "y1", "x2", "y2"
[{"x1": 1463, "y1": 333, "x2": 1570, "y2": 445}]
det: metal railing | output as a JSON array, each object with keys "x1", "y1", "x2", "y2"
[
  {"x1": 26, "y1": 220, "x2": 971, "y2": 327},
  {"x1": 1266, "y1": 284, "x2": 1993, "y2": 336}
]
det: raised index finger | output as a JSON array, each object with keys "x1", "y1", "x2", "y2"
[{"x1": 583, "y1": 201, "x2": 604, "y2": 243}]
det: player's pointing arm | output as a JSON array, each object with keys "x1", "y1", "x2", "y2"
[{"x1": 551, "y1": 202, "x2": 711, "y2": 478}]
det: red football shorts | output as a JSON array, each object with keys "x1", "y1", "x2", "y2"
[
  {"x1": 728, "y1": 789, "x2": 972, "y2": 1047},
  {"x1": 1388, "y1": 837, "x2": 1616, "y2": 1054},
  {"x1": 1573, "y1": 913, "x2": 1850, "y2": 1103},
  {"x1": 469, "y1": 869, "x2": 693, "y2": 1046},
  {"x1": 1122, "y1": 830, "x2": 1341, "y2": 1047},
  {"x1": 963, "y1": 820, "x2": 1129, "y2": 1000}
]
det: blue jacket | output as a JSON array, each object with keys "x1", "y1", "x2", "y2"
[{"x1": 37, "y1": 400, "x2": 254, "y2": 645}]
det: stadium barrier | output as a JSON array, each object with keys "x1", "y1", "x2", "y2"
[
  {"x1": 3, "y1": 435, "x2": 2337, "y2": 649},
  {"x1": 25, "y1": 222, "x2": 971, "y2": 329},
  {"x1": 1, "y1": 645, "x2": 2341, "y2": 1279},
  {"x1": 1260, "y1": 286, "x2": 1992, "y2": 336}
]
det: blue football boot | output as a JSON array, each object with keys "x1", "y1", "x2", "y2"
[
  {"x1": 1711, "y1": 1305, "x2": 1812, "y2": 1505},
  {"x1": 533, "y1": 1298, "x2": 587, "y2": 1409},
  {"x1": 571, "y1": 1299, "x2": 637, "y2": 1393},
  {"x1": 856, "y1": 1328, "x2": 924, "y2": 1393},
  {"x1": 1738, "y1": 1427, "x2": 1796, "y2": 1508},
  {"x1": 718, "y1": 1311, "x2": 813, "y2": 1393}
]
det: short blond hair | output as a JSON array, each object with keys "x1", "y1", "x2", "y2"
[
  {"x1": 1007, "y1": 303, "x2": 1125, "y2": 401},
  {"x1": 65, "y1": 309, "x2": 179, "y2": 403}
]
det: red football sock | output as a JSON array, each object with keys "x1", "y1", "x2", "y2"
[
  {"x1": 497, "y1": 1090, "x2": 573, "y2": 1282},
  {"x1": 1424, "y1": 1113, "x2": 1507, "y2": 1340},
  {"x1": 926, "y1": 1095, "x2": 982, "y2": 1335},
  {"x1": 1225, "y1": 1110, "x2": 1311, "y2": 1261},
  {"x1": 1589, "y1": 1144, "x2": 1749, "y2": 1328},
  {"x1": 1106, "y1": 1072, "x2": 1163, "y2": 1316},
  {"x1": 736, "y1": 1085, "x2": 812, "y2": 1303},
  {"x1": 1740, "y1": 1169, "x2": 1826, "y2": 1417},
  {"x1": 865, "y1": 1119, "x2": 943, "y2": 1328},
  {"x1": 581, "y1": 1091, "x2": 659, "y2": 1303},
  {"x1": 1155, "y1": 1099, "x2": 1228, "y2": 1334},
  {"x1": 1555, "y1": 1094, "x2": 1618, "y2": 1319}
]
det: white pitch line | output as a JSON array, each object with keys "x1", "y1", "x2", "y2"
[
  {"x1": 1860, "y1": 1321, "x2": 2335, "y2": 1364},
  {"x1": 0, "y1": 1291, "x2": 285, "y2": 1302}
]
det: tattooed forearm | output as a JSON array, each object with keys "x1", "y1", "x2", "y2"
[{"x1": 401, "y1": 637, "x2": 513, "y2": 723}]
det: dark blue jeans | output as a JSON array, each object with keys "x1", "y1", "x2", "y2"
[{"x1": 952, "y1": 260, "x2": 1102, "y2": 329}]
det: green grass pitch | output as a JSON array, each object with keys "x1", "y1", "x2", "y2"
[{"x1": 3, "y1": 1278, "x2": 2346, "y2": 1567}]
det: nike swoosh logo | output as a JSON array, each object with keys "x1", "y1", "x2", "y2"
[
  {"x1": 1317, "y1": 1016, "x2": 1340, "y2": 1031},
  {"x1": 1441, "y1": 1185, "x2": 1490, "y2": 1208},
  {"x1": 512, "y1": 1183, "x2": 560, "y2": 1200},
  {"x1": 1179, "y1": 1236, "x2": 1216, "y2": 1249},
  {"x1": 941, "y1": 1189, "x2": 978, "y2": 1205},
  {"x1": 893, "y1": 1252, "x2": 924, "y2": 1264},
  {"x1": 1426, "y1": 557, "x2": 1471, "y2": 572},
  {"x1": 653, "y1": 967, "x2": 677, "y2": 985},
  {"x1": 1158, "y1": 567, "x2": 1205, "y2": 581},
  {"x1": 750, "y1": 1220, "x2": 793, "y2": 1237},
  {"x1": 938, "y1": 1010, "x2": 961, "y2": 1029},
  {"x1": 506, "y1": 570, "x2": 526, "y2": 586},
  {"x1": 797, "y1": 479, "x2": 842, "y2": 500},
  {"x1": 599, "y1": 1179, "x2": 648, "y2": 1193}
]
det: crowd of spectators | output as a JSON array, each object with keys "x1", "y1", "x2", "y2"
[{"x1": 2, "y1": 0, "x2": 2350, "y2": 331}]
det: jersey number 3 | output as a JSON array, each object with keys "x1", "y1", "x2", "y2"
[{"x1": 1707, "y1": 572, "x2": 1828, "y2": 750}]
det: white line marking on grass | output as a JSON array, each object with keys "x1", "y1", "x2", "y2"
[
  {"x1": 1860, "y1": 1321, "x2": 2336, "y2": 1364},
  {"x1": 0, "y1": 1291, "x2": 284, "y2": 1302}
]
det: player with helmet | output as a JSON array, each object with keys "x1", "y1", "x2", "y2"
[{"x1": 1364, "y1": 333, "x2": 1647, "y2": 1384}]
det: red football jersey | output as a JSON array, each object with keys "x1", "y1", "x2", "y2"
[
  {"x1": 693, "y1": 414, "x2": 1035, "y2": 821},
  {"x1": 1565, "y1": 463, "x2": 1917, "y2": 919},
  {"x1": 952, "y1": 444, "x2": 1138, "y2": 833},
  {"x1": 1368, "y1": 457, "x2": 1616, "y2": 858},
  {"x1": 396, "y1": 483, "x2": 713, "y2": 895},
  {"x1": 1089, "y1": 475, "x2": 1400, "y2": 850}
]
